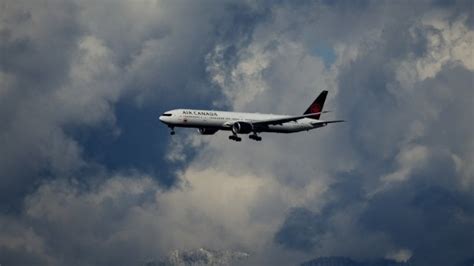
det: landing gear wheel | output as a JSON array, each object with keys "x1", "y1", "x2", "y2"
[
  {"x1": 229, "y1": 135, "x2": 242, "y2": 142},
  {"x1": 249, "y1": 134, "x2": 262, "y2": 141},
  {"x1": 169, "y1": 127, "x2": 175, "y2": 135}
]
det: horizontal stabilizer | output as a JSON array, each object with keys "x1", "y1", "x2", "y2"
[{"x1": 311, "y1": 120, "x2": 345, "y2": 126}]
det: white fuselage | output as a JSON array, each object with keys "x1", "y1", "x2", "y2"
[{"x1": 159, "y1": 109, "x2": 325, "y2": 134}]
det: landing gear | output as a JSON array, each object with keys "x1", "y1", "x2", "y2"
[
  {"x1": 228, "y1": 132, "x2": 261, "y2": 142},
  {"x1": 169, "y1": 127, "x2": 175, "y2": 135},
  {"x1": 229, "y1": 127, "x2": 242, "y2": 142},
  {"x1": 229, "y1": 135, "x2": 242, "y2": 142},
  {"x1": 249, "y1": 134, "x2": 262, "y2": 141}
]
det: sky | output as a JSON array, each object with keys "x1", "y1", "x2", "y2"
[{"x1": 0, "y1": 0, "x2": 473, "y2": 265}]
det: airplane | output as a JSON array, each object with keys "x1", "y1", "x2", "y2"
[{"x1": 159, "y1": 90, "x2": 344, "y2": 142}]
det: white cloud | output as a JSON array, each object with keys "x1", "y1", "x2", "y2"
[
  {"x1": 54, "y1": 35, "x2": 122, "y2": 126},
  {"x1": 385, "y1": 248, "x2": 413, "y2": 263},
  {"x1": 381, "y1": 145, "x2": 429, "y2": 183},
  {"x1": 11, "y1": 168, "x2": 324, "y2": 265},
  {"x1": 396, "y1": 13, "x2": 474, "y2": 89},
  {"x1": 0, "y1": 217, "x2": 55, "y2": 265}
]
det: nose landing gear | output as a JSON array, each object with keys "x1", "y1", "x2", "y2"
[{"x1": 169, "y1": 126, "x2": 175, "y2": 135}]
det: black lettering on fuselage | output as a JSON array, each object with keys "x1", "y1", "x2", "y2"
[{"x1": 182, "y1": 110, "x2": 218, "y2": 116}]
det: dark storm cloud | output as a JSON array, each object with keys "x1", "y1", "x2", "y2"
[
  {"x1": 277, "y1": 148, "x2": 474, "y2": 265},
  {"x1": 0, "y1": 1, "x2": 84, "y2": 210},
  {"x1": 271, "y1": 1, "x2": 474, "y2": 265},
  {"x1": 0, "y1": 0, "x2": 264, "y2": 206}
]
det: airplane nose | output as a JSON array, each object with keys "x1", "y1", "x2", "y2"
[{"x1": 159, "y1": 113, "x2": 172, "y2": 124}]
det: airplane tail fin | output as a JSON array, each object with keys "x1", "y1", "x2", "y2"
[{"x1": 304, "y1": 90, "x2": 328, "y2": 119}]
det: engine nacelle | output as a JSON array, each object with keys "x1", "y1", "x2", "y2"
[
  {"x1": 198, "y1": 128, "x2": 219, "y2": 135},
  {"x1": 232, "y1": 122, "x2": 253, "y2": 134}
]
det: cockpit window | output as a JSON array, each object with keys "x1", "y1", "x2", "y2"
[{"x1": 162, "y1": 113, "x2": 172, "y2": 117}]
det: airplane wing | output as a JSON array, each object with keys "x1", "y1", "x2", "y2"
[{"x1": 252, "y1": 112, "x2": 330, "y2": 126}]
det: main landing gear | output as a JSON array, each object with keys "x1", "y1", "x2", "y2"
[
  {"x1": 249, "y1": 134, "x2": 262, "y2": 141},
  {"x1": 228, "y1": 133, "x2": 262, "y2": 142},
  {"x1": 229, "y1": 135, "x2": 242, "y2": 142}
]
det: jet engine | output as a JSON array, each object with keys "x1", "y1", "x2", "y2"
[
  {"x1": 198, "y1": 128, "x2": 219, "y2": 135},
  {"x1": 232, "y1": 122, "x2": 253, "y2": 134}
]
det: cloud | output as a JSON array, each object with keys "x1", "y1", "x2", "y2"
[
  {"x1": 0, "y1": 0, "x2": 85, "y2": 209},
  {"x1": 0, "y1": 1, "x2": 473, "y2": 266},
  {"x1": 395, "y1": 11, "x2": 474, "y2": 89},
  {"x1": 0, "y1": 0, "x2": 259, "y2": 204},
  {"x1": 178, "y1": 1, "x2": 474, "y2": 265},
  {"x1": 0, "y1": 167, "x2": 308, "y2": 265}
]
